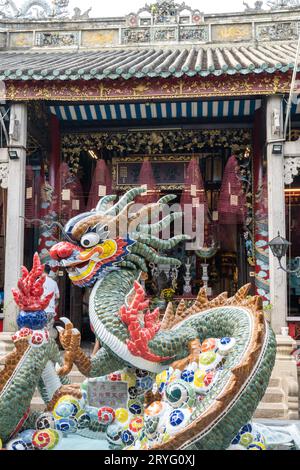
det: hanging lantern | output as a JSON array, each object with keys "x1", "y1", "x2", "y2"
[
  {"x1": 136, "y1": 158, "x2": 158, "y2": 204},
  {"x1": 86, "y1": 158, "x2": 112, "y2": 211},
  {"x1": 218, "y1": 156, "x2": 247, "y2": 226},
  {"x1": 180, "y1": 156, "x2": 208, "y2": 240}
]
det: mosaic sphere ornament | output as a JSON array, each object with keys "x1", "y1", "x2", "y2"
[
  {"x1": 121, "y1": 429, "x2": 135, "y2": 446},
  {"x1": 218, "y1": 337, "x2": 236, "y2": 355},
  {"x1": 239, "y1": 432, "x2": 254, "y2": 447},
  {"x1": 86, "y1": 406, "x2": 99, "y2": 422},
  {"x1": 53, "y1": 402, "x2": 74, "y2": 420},
  {"x1": 165, "y1": 379, "x2": 196, "y2": 408},
  {"x1": 128, "y1": 386, "x2": 138, "y2": 399},
  {"x1": 121, "y1": 371, "x2": 136, "y2": 388},
  {"x1": 108, "y1": 372, "x2": 122, "y2": 382},
  {"x1": 6, "y1": 438, "x2": 29, "y2": 451},
  {"x1": 135, "y1": 368, "x2": 149, "y2": 378},
  {"x1": 193, "y1": 370, "x2": 215, "y2": 394},
  {"x1": 248, "y1": 442, "x2": 267, "y2": 451},
  {"x1": 129, "y1": 417, "x2": 144, "y2": 434},
  {"x1": 98, "y1": 407, "x2": 116, "y2": 425},
  {"x1": 166, "y1": 408, "x2": 192, "y2": 436},
  {"x1": 198, "y1": 351, "x2": 222, "y2": 371},
  {"x1": 54, "y1": 395, "x2": 81, "y2": 418},
  {"x1": 136, "y1": 376, "x2": 153, "y2": 392},
  {"x1": 17, "y1": 310, "x2": 48, "y2": 331},
  {"x1": 55, "y1": 417, "x2": 78, "y2": 434},
  {"x1": 201, "y1": 338, "x2": 217, "y2": 353},
  {"x1": 35, "y1": 412, "x2": 56, "y2": 430},
  {"x1": 115, "y1": 408, "x2": 129, "y2": 425},
  {"x1": 32, "y1": 429, "x2": 60, "y2": 450},
  {"x1": 129, "y1": 403, "x2": 142, "y2": 415},
  {"x1": 30, "y1": 331, "x2": 48, "y2": 348},
  {"x1": 76, "y1": 412, "x2": 91, "y2": 430},
  {"x1": 106, "y1": 423, "x2": 124, "y2": 447},
  {"x1": 18, "y1": 430, "x2": 35, "y2": 450},
  {"x1": 181, "y1": 369, "x2": 195, "y2": 383}
]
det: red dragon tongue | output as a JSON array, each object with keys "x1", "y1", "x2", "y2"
[
  {"x1": 119, "y1": 281, "x2": 171, "y2": 363},
  {"x1": 12, "y1": 252, "x2": 54, "y2": 312}
]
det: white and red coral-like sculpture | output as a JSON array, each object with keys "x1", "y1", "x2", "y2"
[
  {"x1": 119, "y1": 281, "x2": 171, "y2": 363},
  {"x1": 12, "y1": 252, "x2": 53, "y2": 312}
]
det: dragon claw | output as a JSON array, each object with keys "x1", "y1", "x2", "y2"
[
  {"x1": 60, "y1": 317, "x2": 72, "y2": 326},
  {"x1": 57, "y1": 322, "x2": 82, "y2": 376}
]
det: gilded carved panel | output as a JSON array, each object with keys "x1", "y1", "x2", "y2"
[
  {"x1": 211, "y1": 24, "x2": 252, "y2": 42},
  {"x1": 9, "y1": 32, "x2": 33, "y2": 48},
  {"x1": 81, "y1": 30, "x2": 119, "y2": 47}
]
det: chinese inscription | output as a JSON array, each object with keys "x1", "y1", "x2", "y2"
[{"x1": 88, "y1": 380, "x2": 128, "y2": 409}]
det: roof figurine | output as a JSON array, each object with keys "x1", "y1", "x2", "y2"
[
  {"x1": 126, "y1": 0, "x2": 203, "y2": 27},
  {"x1": 267, "y1": 0, "x2": 300, "y2": 8},
  {"x1": 0, "y1": 0, "x2": 91, "y2": 19}
]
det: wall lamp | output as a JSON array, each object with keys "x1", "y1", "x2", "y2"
[
  {"x1": 268, "y1": 231, "x2": 300, "y2": 277},
  {"x1": 272, "y1": 144, "x2": 283, "y2": 155},
  {"x1": 8, "y1": 149, "x2": 19, "y2": 160}
]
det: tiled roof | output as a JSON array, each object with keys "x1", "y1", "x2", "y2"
[{"x1": 0, "y1": 42, "x2": 298, "y2": 80}]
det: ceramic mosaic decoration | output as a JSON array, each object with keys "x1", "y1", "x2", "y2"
[{"x1": 0, "y1": 188, "x2": 277, "y2": 450}]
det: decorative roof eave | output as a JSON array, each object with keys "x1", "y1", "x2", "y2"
[
  {"x1": 0, "y1": 42, "x2": 297, "y2": 81},
  {"x1": 4, "y1": 72, "x2": 292, "y2": 102},
  {"x1": 0, "y1": 63, "x2": 297, "y2": 81}
]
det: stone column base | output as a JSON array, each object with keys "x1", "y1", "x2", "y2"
[{"x1": 255, "y1": 334, "x2": 299, "y2": 420}]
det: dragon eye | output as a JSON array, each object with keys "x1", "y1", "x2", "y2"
[{"x1": 80, "y1": 233, "x2": 100, "y2": 248}]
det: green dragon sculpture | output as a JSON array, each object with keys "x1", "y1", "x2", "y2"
[{"x1": 0, "y1": 187, "x2": 276, "y2": 450}]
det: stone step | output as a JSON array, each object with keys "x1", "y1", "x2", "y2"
[
  {"x1": 269, "y1": 377, "x2": 281, "y2": 388},
  {"x1": 254, "y1": 402, "x2": 288, "y2": 420},
  {"x1": 261, "y1": 387, "x2": 285, "y2": 404},
  {"x1": 68, "y1": 370, "x2": 85, "y2": 384}
]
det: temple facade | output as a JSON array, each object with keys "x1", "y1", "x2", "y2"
[{"x1": 0, "y1": 2, "x2": 300, "y2": 411}]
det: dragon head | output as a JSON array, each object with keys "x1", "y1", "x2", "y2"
[{"x1": 50, "y1": 187, "x2": 189, "y2": 287}]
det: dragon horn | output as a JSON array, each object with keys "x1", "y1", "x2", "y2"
[
  {"x1": 104, "y1": 187, "x2": 147, "y2": 216},
  {"x1": 96, "y1": 194, "x2": 117, "y2": 213}
]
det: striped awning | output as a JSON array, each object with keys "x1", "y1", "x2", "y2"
[{"x1": 49, "y1": 99, "x2": 262, "y2": 122}]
